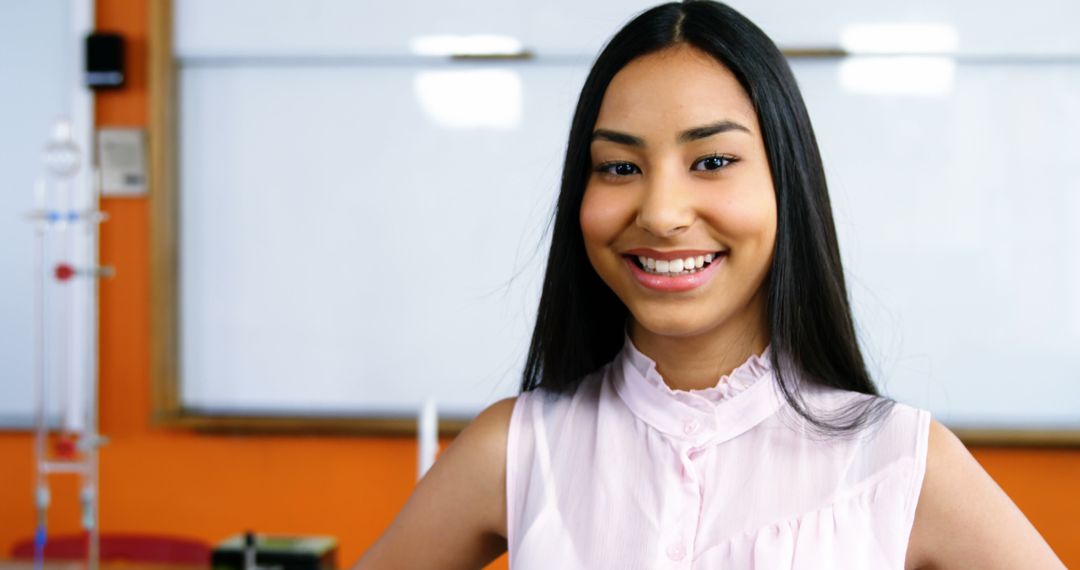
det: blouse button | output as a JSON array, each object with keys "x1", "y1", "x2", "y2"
[
  {"x1": 683, "y1": 419, "x2": 700, "y2": 435},
  {"x1": 666, "y1": 542, "x2": 687, "y2": 561}
]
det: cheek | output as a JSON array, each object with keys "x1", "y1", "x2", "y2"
[
  {"x1": 726, "y1": 198, "x2": 776, "y2": 241},
  {"x1": 709, "y1": 180, "x2": 777, "y2": 247},
  {"x1": 579, "y1": 186, "x2": 632, "y2": 246}
]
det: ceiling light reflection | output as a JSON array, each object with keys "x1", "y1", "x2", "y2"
[
  {"x1": 841, "y1": 23, "x2": 959, "y2": 54},
  {"x1": 839, "y1": 57, "x2": 956, "y2": 97}
]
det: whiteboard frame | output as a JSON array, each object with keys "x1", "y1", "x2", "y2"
[{"x1": 149, "y1": 0, "x2": 1079, "y2": 444}]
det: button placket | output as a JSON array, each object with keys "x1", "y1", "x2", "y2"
[
  {"x1": 678, "y1": 414, "x2": 709, "y2": 484},
  {"x1": 678, "y1": 445, "x2": 700, "y2": 483},
  {"x1": 668, "y1": 440, "x2": 699, "y2": 564}
]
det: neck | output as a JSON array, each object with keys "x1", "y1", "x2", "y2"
[{"x1": 629, "y1": 297, "x2": 770, "y2": 392}]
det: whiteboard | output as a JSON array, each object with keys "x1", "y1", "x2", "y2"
[
  {"x1": 178, "y1": 63, "x2": 584, "y2": 418},
  {"x1": 177, "y1": 56, "x2": 1080, "y2": 429},
  {"x1": 798, "y1": 59, "x2": 1080, "y2": 428}
]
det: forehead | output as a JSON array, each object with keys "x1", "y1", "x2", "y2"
[{"x1": 596, "y1": 45, "x2": 758, "y2": 135}]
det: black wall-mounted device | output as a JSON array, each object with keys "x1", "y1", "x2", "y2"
[{"x1": 85, "y1": 32, "x2": 124, "y2": 89}]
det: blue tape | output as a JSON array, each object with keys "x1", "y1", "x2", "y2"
[{"x1": 33, "y1": 524, "x2": 46, "y2": 570}]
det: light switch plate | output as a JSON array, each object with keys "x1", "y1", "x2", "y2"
[{"x1": 97, "y1": 127, "x2": 147, "y2": 196}]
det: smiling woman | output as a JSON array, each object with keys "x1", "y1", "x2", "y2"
[
  {"x1": 357, "y1": 1, "x2": 1066, "y2": 568},
  {"x1": 580, "y1": 45, "x2": 776, "y2": 382}
]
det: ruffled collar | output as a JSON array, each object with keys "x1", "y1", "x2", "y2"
[
  {"x1": 622, "y1": 333, "x2": 773, "y2": 405},
  {"x1": 612, "y1": 333, "x2": 784, "y2": 445}
]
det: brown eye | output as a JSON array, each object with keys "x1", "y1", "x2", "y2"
[
  {"x1": 597, "y1": 161, "x2": 641, "y2": 177},
  {"x1": 692, "y1": 154, "x2": 738, "y2": 171}
]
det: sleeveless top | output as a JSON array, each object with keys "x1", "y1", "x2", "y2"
[{"x1": 505, "y1": 336, "x2": 931, "y2": 569}]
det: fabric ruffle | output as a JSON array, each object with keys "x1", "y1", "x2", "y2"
[
  {"x1": 623, "y1": 333, "x2": 773, "y2": 406},
  {"x1": 705, "y1": 460, "x2": 912, "y2": 567}
]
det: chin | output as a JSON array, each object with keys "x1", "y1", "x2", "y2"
[{"x1": 628, "y1": 304, "x2": 727, "y2": 339}]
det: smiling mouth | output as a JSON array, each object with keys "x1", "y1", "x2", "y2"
[{"x1": 623, "y1": 252, "x2": 727, "y2": 276}]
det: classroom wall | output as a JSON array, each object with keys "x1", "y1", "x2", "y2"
[{"x1": 0, "y1": 0, "x2": 1076, "y2": 567}]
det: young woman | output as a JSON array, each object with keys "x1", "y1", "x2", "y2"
[{"x1": 359, "y1": 1, "x2": 1065, "y2": 568}]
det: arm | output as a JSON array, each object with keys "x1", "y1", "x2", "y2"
[
  {"x1": 355, "y1": 397, "x2": 517, "y2": 570},
  {"x1": 905, "y1": 419, "x2": 1066, "y2": 569}
]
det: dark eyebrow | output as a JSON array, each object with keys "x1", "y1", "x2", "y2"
[
  {"x1": 592, "y1": 120, "x2": 752, "y2": 148},
  {"x1": 677, "y1": 120, "x2": 752, "y2": 143},
  {"x1": 592, "y1": 129, "x2": 645, "y2": 147}
]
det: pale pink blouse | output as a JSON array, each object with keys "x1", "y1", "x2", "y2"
[{"x1": 506, "y1": 336, "x2": 930, "y2": 569}]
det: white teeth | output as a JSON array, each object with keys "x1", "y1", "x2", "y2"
[{"x1": 633, "y1": 252, "x2": 724, "y2": 275}]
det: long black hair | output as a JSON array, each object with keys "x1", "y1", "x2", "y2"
[{"x1": 521, "y1": 0, "x2": 895, "y2": 437}]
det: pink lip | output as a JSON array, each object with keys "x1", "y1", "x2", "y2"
[{"x1": 624, "y1": 252, "x2": 726, "y2": 293}]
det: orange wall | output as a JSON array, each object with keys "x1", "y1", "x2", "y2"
[{"x1": 0, "y1": 1, "x2": 1076, "y2": 567}]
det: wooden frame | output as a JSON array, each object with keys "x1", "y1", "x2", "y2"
[
  {"x1": 147, "y1": 2, "x2": 1078, "y2": 444},
  {"x1": 148, "y1": 0, "x2": 177, "y2": 428}
]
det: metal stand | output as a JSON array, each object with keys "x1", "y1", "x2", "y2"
[{"x1": 28, "y1": 118, "x2": 111, "y2": 570}]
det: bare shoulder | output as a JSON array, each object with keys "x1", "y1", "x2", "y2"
[
  {"x1": 355, "y1": 396, "x2": 518, "y2": 570},
  {"x1": 463, "y1": 395, "x2": 518, "y2": 458},
  {"x1": 905, "y1": 419, "x2": 1065, "y2": 570}
]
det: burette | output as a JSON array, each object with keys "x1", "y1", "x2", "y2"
[{"x1": 29, "y1": 118, "x2": 111, "y2": 570}]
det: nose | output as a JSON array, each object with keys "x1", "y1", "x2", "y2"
[{"x1": 634, "y1": 165, "x2": 695, "y2": 238}]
